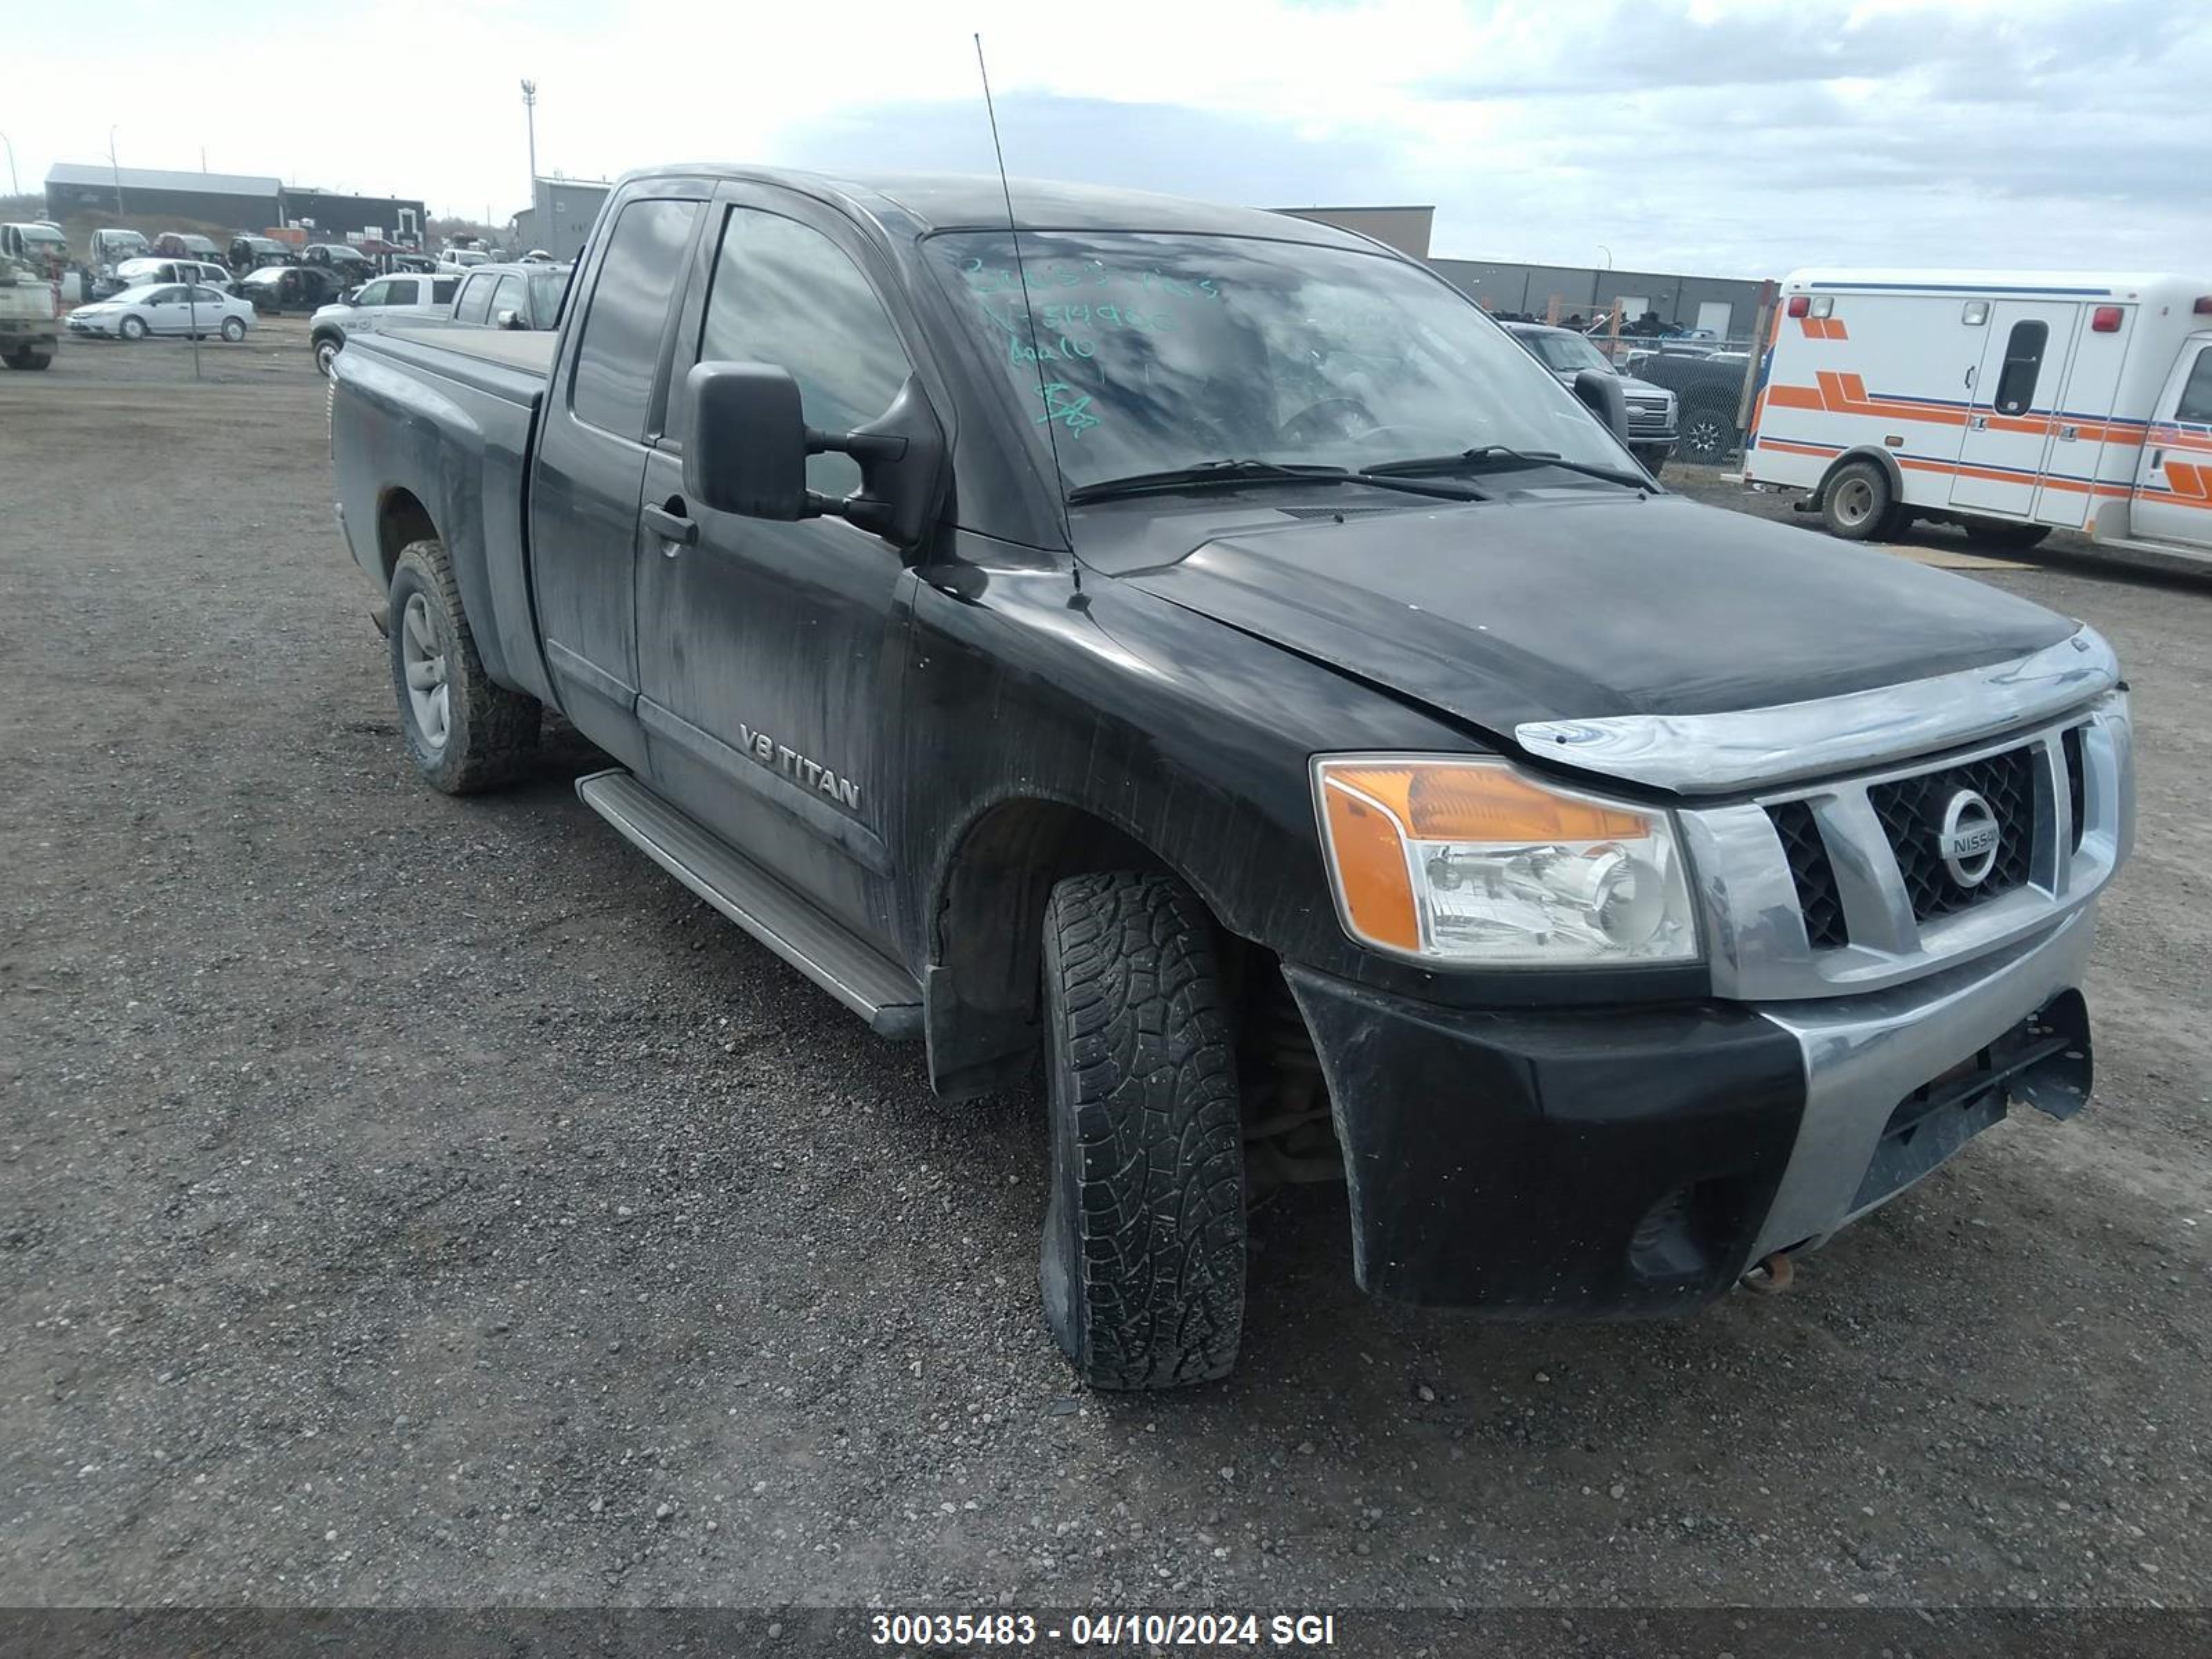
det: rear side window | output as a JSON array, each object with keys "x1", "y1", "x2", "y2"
[
  {"x1": 454, "y1": 274, "x2": 495, "y2": 324},
  {"x1": 1991, "y1": 321, "x2": 2048, "y2": 416},
  {"x1": 491, "y1": 274, "x2": 528, "y2": 319},
  {"x1": 695, "y1": 207, "x2": 912, "y2": 494},
  {"x1": 431, "y1": 276, "x2": 459, "y2": 304},
  {"x1": 2175, "y1": 348, "x2": 2212, "y2": 425},
  {"x1": 572, "y1": 198, "x2": 701, "y2": 440}
]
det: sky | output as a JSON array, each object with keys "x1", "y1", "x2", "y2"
[{"x1": 6, "y1": 0, "x2": 2209, "y2": 276}]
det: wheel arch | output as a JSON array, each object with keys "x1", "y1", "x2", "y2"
[
  {"x1": 1815, "y1": 444, "x2": 1905, "y2": 505},
  {"x1": 375, "y1": 487, "x2": 439, "y2": 588},
  {"x1": 921, "y1": 790, "x2": 1256, "y2": 1099}
]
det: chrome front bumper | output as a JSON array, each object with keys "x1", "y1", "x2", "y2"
[{"x1": 1748, "y1": 904, "x2": 2096, "y2": 1260}]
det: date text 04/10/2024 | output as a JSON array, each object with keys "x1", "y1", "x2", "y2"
[{"x1": 868, "y1": 1612, "x2": 1339, "y2": 1647}]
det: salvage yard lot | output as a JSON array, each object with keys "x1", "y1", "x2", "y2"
[{"x1": 3, "y1": 328, "x2": 2211, "y2": 1611}]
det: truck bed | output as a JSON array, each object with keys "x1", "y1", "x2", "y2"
[{"x1": 367, "y1": 326, "x2": 555, "y2": 405}]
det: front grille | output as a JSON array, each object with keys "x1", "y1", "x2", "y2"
[
  {"x1": 1867, "y1": 747, "x2": 2034, "y2": 921},
  {"x1": 2061, "y1": 724, "x2": 2086, "y2": 852},
  {"x1": 1769, "y1": 800, "x2": 1848, "y2": 948}
]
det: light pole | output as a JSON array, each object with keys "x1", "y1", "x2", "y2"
[
  {"x1": 1, "y1": 131, "x2": 18, "y2": 198},
  {"x1": 108, "y1": 124, "x2": 125, "y2": 218},
  {"x1": 521, "y1": 79, "x2": 538, "y2": 198}
]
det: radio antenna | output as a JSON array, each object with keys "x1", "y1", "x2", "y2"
[{"x1": 974, "y1": 32, "x2": 1079, "y2": 570}]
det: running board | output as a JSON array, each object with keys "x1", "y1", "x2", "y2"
[{"x1": 575, "y1": 769, "x2": 922, "y2": 1039}]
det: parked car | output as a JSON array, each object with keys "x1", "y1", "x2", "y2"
[
  {"x1": 435, "y1": 247, "x2": 490, "y2": 270},
  {"x1": 1633, "y1": 349, "x2": 1753, "y2": 462},
  {"x1": 65, "y1": 282, "x2": 254, "y2": 341},
  {"x1": 331, "y1": 165, "x2": 2134, "y2": 1390},
  {"x1": 1, "y1": 221, "x2": 71, "y2": 276},
  {"x1": 88, "y1": 228, "x2": 154, "y2": 297},
  {"x1": 113, "y1": 257, "x2": 238, "y2": 296},
  {"x1": 328, "y1": 262, "x2": 568, "y2": 360},
  {"x1": 1503, "y1": 321, "x2": 1678, "y2": 474},
  {"x1": 301, "y1": 243, "x2": 376, "y2": 281},
  {"x1": 0, "y1": 254, "x2": 59, "y2": 370},
  {"x1": 238, "y1": 263, "x2": 351, "y2": 315},
  {"x1": 308, "y1": 270, "x2": 464, "y2": 374},
  {"x1": 228, "y1": 234, "x2": 291, "y2": 274},
  {"x1": 151, "y1": 232, "x2": 224, "y2": 262}
]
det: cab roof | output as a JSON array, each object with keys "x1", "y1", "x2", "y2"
[{"x1": 618, "y1": 165, "x2": 1387, "y2": 252}]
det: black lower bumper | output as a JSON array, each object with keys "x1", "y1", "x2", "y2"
[{"x1": 1284, "y1": 936, "x2": 2092, "y2": 1317}]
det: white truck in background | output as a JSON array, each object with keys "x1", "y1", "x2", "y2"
[
  {"x1": 1745, "y1": 270, "x2": 2212, "y2": 563},
  {"x1": 0, "y1": 254, "x2": 58, "y2": 371}
]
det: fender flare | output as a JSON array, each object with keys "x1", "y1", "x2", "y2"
[{"x1": 1816, "y1": 444, "x2": 1905, "y2": 505}]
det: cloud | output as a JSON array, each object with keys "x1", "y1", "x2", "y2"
[{"x1": 4, "y1": 0, "x2": 2207, "y2": 275}]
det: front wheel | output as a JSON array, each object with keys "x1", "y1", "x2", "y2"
[
  {"x1": 386, "y1": 539, "x2": 541, "y2": 794},
  {"x1": 1039, "y1": 872, "x2": 1246, "y2": 1390},
  {"x1": 1677, "y1": 398, "x2": 1737, "y2": 463},
  {"x1": 118, "y1": 315, "x2": 147, "y2": 341},
  {"x1": 1632, "y1": 442, "x2": 1671, "y2": 478},
  {"x1": 313, "y1": 335, "x2": 340, "y2": 375},
  {"x1": 221, "y1": 316, "x2": 246, "y2": 342}
]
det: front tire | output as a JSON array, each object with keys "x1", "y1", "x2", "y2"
[
  {"x1": 1821, "y1": 459, "x2": 1897, "y2": 541},
  {"x1": 386, "y1": 539, "x2": 540, "y2": 794},
  {"x1": 118, "y1": 315, "x2": 147, "y2": 341},
  {"x1": 313, "y1": 336, "x2": 339, "y2": 375},
  {"x1": 1678, "y1": 396, "x2": 1737, "y2": 462},
  {"x1": 1039, "y1": 872, "x2": 1246, "y2": 1390}
]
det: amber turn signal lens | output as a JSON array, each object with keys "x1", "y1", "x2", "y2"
[
  {"x1": 1321, "y1": 762, "x2": 1648, "y2": 843},
  {"x1": 1319, "y1": 779, "x2": 1419, "y2": 951}
]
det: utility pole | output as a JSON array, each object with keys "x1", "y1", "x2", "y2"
[
  {"x1": 521, "y1": 79, "x2": 538, "y2": 199},
  {"x1": 0, "y1": 131, "x2": 18, "y2": 198},
  {"x1": 108, "y1": 125, "x2": 125, "y2": 217}
]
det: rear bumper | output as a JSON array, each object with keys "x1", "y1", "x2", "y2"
[{"x1": 1284, "y1": 906, "x2": 2096, "y2": 1315}]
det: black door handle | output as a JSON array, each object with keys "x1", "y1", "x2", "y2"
[{"x1": 642, "y1": 500, "x2": 697, "y2": 547}]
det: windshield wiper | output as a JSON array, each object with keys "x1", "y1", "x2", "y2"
[
  {"x1": 1360, "y1": 445, "x2": 1651, "y2": 491},
  {"x1": 1065, "y1": 458, "x2": 1476, "y2": 505}
]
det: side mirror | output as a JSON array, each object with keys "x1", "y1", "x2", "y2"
[
  {"x1": 1573, "y1": 366, "x2": 1630, "y2": 440},
  {"x1": 494, "y1": 308, "x2": 524, "y2": 330},
  {"x1": 681, "y1": 362, "x2": 946, "y2": 552}
]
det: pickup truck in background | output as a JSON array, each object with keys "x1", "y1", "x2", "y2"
[
  {"x1": 331, "y1": 166, "x2": 2134, "y2": 1389},
  {"x1": 0, "y1": 254, "x2": 58, "y2": 370},
  {"x1": 313, "y1": 261, "x2": 569, "y2": 374}
]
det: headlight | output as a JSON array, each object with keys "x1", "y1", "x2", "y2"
[{"x1": 1313, "y1": 756, "x2": 1698, "y2": 966}]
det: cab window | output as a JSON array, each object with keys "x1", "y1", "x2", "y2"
[
  {"x1": 2174, "y1": 348, "x2": 2212, "y2": 426},
  {"x1": 694, "y1": 207, "x2": 912, "y2": 494},
  {"x1": 454, "y1": 274, "x2": 496, "y2": 325},
  {"x1": 570, "y1": 198, "x2": 701, "y2": 440}
]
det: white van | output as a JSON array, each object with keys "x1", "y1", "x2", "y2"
[{"x1": 1745, "y1": 270, "x2": 2212, "y2": 563}]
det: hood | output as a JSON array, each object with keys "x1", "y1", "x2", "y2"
[{"x1": 1106, "y1": 491, "x2": 2076, "y2": 743}]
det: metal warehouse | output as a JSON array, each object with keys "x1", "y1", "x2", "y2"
[{"x1": 44, "y1": 162, "x2": 282, "y2": 231}]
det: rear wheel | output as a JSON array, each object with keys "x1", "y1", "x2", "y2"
[
  {"x1": 386, "y1": 539, "x2": 540, "y2": 794},
  {"x1": 3, "y1": 348, "x2": 52, "y2": 371},
  {"x1": 1963, "y1": 518, "x2": 2050, "y2": 550},
  {"x1": 1039, "y1": 872, "x2": 1246, "y2": 1389},
  {"x1": 118, "y1": 315, "x2": 147, "y2": 341},
  {"x1": 1820, "y1": 459, "x2": 1897, "y2": 541},
  {"x1": 221, "y1": 316, "x2": 246, "y2": 342}
]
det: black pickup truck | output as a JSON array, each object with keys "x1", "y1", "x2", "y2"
[{"x1": 330, "y1": 166, "x2": 2134, "y2": 1389}]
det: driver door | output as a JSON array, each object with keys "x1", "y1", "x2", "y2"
[{"x1": 632, "y1": 185, "x2": 928, "y2": 946}]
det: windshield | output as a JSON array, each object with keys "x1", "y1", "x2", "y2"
[
  {"x1": 927, "y1": 230, "x2": 1630, "y2": 490},
  {"x1": 1517, "y1": 329, "x2": 1612, "y2": 375}
]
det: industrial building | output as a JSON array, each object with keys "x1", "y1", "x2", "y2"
[
  {"x1": 46, "y1": 162, "x2": 282, "y2": 231},
  {"x1": 42, "y1": 164, "x2": 424, "y2": 247},
  {"x1": 510, "y1": 177, "x2": 613, "y2": 262},
  {"x1": 1278, "y1": 204, "x2": 1768, "y2": 339}
]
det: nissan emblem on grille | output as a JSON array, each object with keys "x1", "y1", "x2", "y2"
[{"x1": 1938, "y1": 788, "x2": 2002, "y2": 887}]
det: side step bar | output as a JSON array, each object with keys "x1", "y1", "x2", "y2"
[{"x1": 575, "y1": 769, "x2": 922, "y2": 1040}]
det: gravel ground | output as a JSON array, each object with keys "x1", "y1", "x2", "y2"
[{"x1": 3, "y1": 332, "x2": 2211, "y2": 1615}]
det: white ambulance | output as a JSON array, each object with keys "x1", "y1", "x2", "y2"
[{"x1": 1744, "y1": 270, "x2": 2212, "y2": 563}]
